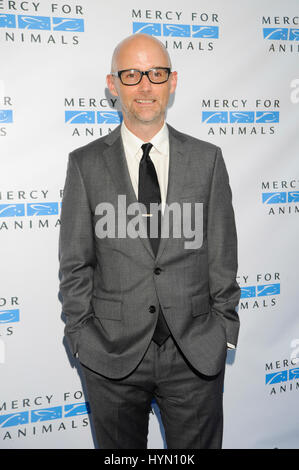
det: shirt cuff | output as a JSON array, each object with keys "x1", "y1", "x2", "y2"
[{"x1": 227, "y1": 343, "x2": 236, "y2": 349}]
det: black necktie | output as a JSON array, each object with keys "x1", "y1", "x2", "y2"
[{"x1": 138, "y1": 143, "x2": 170, "y2": 346}]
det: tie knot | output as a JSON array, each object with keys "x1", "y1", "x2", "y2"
[{"x1": 141, "y1": 142, "x2": 153, "y2": 160}]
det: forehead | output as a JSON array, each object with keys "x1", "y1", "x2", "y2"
[{"x1": 115, "y1": 38, "x2": 170, "y2": 70}]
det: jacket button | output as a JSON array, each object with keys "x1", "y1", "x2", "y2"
[
  {"x1": 154, "y1": 267, "x2": 161, "y2": 275},
  {"x1": 149, "y1": 305, "x2": 156, "y2": 313}
]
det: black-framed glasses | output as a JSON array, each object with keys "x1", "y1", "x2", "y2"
[{"x1": 111, "y1": 67, "x2": 171, "y2": 86}]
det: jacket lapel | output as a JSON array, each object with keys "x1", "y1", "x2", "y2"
[
  {"x1": 102, "y1": 126, "x2": 154, "y2": 258},
  {"x1": 156, "y1": 125, "x2": 190, "y2": 262},
  {"x1": 101, "y1": 124, "x2": 190, "y2": 261}
]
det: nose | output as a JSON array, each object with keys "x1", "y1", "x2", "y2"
[{"x1": 137, "y1": 73, "x2": 152, "y2": 91}]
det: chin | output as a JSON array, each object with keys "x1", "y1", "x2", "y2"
[{"x1": 135, "y1": 113, "x2": 162, "y2": 124}]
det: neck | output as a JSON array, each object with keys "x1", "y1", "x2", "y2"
[{"x1": 123, "y1": 118, "x2": 165, "y2": 142}]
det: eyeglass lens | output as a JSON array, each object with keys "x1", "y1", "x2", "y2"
[{"x1": 120, "y1": 68, "x2": 169, "y2": 85}]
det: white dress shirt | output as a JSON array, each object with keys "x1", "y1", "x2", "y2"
[
  {"x1": 120, "y1": 121, "x2": 235, "y2": 350},
  {"x1": 121, "y1": 121, "x2": 169, "y2": 215}
]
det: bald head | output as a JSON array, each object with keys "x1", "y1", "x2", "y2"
[
  {"x1": 110, "y1": 34, "x2": 172, "y2": 73},
  {"x1": 106, "y1": 33, "x2": 177, "y2": 141}
]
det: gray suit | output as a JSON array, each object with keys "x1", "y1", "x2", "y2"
[{"x1": 59, "y1": 124, "x2": 240, "y2": 384}]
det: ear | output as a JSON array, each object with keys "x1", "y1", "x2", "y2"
[
  {"x1": 106, "y1": 74, "x2": 119, "y2": 97},
  {"x1": 169, "y1": 71, "x2": 178, "y2": 94}
]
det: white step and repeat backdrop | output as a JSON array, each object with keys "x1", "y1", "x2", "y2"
[{"x1": 1, "y1": 0, "x2": 299, "y2": 449}]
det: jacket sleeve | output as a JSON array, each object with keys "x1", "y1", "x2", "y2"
[
  {"x1": 58, "y1": 152, "x2": 96, "y2": 356},
  {"x1": 207, "y1": 147, "x2": 241, "y2": 347}
]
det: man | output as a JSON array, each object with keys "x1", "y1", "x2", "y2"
[{"x1": 59, "y1": 33, "x2": 240, "y2": 449}]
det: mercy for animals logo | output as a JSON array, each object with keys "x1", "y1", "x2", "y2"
[
  {"x1": 131, "y1": 8, "x2": 220, "y2": 52},
  {"x1": 0, "y1": 2, "x2": 86, "y2": 46}
]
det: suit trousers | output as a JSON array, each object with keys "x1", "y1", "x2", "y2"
[{"x1": 80, "y1": 335, "x2": 225, "y2": 449}]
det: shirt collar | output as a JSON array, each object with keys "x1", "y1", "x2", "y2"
[{"x1": 121, "y1": 121, "x2": 169, "y2": 157}]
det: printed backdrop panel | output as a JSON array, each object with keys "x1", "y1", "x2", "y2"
[{"x1": 0, "y1": 0, "x2": 298, "y2": 449}]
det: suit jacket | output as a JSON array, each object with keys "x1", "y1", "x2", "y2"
[{"x1": 59, "y1": 124, "x2": 241, "y2": 379}]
